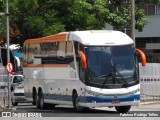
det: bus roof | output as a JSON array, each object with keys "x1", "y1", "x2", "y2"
[
  {"x1": 69, "y1": 30, "x2": 133, "y2": 46},
  {"x1": 24, "y1": 32, "x2": 67, "y2": 44},
  {"x1": 24, "y1": 30, "x2": 133, "y2": 46}
]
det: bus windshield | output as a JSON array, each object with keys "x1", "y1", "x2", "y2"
[{"x1": 84, "y1": 45, "x2": 138, "y2": 88}]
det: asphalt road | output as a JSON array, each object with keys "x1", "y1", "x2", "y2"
[
  {"x1": 12, "y1": 102, "x2": 160, "y2": 117},
  {"x1": 1, "y1": 103, "x2": 160, "y2": 120},
  {"x1": 15, "y1": 103, "x2": 119, "y2": 117}
]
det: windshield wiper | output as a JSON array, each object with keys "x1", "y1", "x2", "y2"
[
  {"x1": 95, "y1": 73, "x2": 112, "y2": 79},
  {"x1": 100, "y1": 68, "x2": 129, "y2": 88},
  {"x1": 101, "y1": 72, "x2": 113, "y2": 88},
  {"x1": 113, "y1": 67, "x2": 128, "y2": 87}
]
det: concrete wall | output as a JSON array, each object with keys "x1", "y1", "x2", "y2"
[
  {"x1": 139, "y1": 63, "x2": 160, "y2": 101},
  {"x1": 136, "y1": 16, "x2": 160, "y2": 38}
]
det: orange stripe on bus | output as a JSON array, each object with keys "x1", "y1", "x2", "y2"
[
  {"x1": 23, "y1": 63, "x2": 68, "y2": 68},
  {"x1": 24, "y1": 32, "x2": 68, "y2": 44}
]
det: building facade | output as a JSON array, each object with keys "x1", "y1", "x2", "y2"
[
  {"x1": 105, "y1": 3, "x2": 160, "y2": 101},
  {"x1": 136, "y1": 4, "x2": 160, "y2": 63},
  {"x1": 135, "y1": 4, "x2": 160, "y2": 101}
]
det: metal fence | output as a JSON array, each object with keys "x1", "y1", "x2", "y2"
[{"x1": 139, "y1": 63, "x2": 160, "y2": 101}]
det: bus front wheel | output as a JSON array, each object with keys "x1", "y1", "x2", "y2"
[
  {"x1": 115, "y1": 106, "x2": 131, "y2": 113},
  {"x1": 73, "y1": 93, "x2": 83, "y2": 112},
  {"x1": 73, "y1": 93, "x2": 89, "y2": 112}
]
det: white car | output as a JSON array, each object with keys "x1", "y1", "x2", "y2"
[{"x1": 11, "y1": 74, "x2": 26, "y2": 106}]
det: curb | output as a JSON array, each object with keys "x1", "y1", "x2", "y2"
[
  {"x1": 0, "y1": 107, "x2": 16, "y2": 112},
  {"x1": 141, "y1": 101, "x2": 160, "y2": 105}
]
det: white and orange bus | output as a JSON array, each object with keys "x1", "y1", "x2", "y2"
[{"x1": 23, "y1": 30, "x2": 146, "y2": 113}]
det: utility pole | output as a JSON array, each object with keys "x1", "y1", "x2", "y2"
[
  {"x1": 6, "y1": 0, "x2": 11, "y2": 109},
  {"x1": 131, "y1": 0, "x2": 135, "y2": 47}
]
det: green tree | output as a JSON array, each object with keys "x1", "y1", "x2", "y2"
[
  {"x1": 0, "y1": 0, "x2": 5, "y2": 40},
  {"x1": 0, "y1": 0, "x2": 154, "y2": 46}
]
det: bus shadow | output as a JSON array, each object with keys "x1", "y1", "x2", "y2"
[
  {"x1": 16, "y1": 103, "x2": 121, "y2": 117},
  {"x1": 56, "y1": 107, "x2": 115, "y2": 113}
]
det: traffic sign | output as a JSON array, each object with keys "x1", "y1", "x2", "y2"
[{"x1": 6, "y1": 62, "x2": 14, "y2": 74}]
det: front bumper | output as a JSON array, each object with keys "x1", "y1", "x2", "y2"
[{"x1": 79, "y1": 94, "x2": 140, "y2": 108}]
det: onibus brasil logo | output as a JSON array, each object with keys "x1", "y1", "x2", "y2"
[{"x1": 2, "y1": 112, "x2": 42, "y2": 117}]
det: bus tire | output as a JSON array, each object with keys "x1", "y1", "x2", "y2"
[
  {"x1": 115, "y1": 106, "x2": 131, "y2": 113},
  {"x1": 36, "y1": 93, "x2": 41, "y2": 109},
  {"x1": 73, "y1": 92, "x2": 84, "y2": 112},
  {"x1": 12, "y1": 100, "x2": 18, "y2": 106},
  {"x1": 15, "y1": 102, "x2": 18, "y2": 106},
  {"x1": 39, "y1": 91, "x2": 48, "y2": 109},
  {"x1": 32, "y1": 90, "x2": 37, "y2": 105}
]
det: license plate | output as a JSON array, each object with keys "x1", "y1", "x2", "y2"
[{"x1": 111, "y1": 100, "x2": 120, "y2": 104}]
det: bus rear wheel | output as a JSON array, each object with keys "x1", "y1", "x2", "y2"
[
  {"x1": 37, "y1": 90, "x2": 56, "y2": 109},
  {"x1": 39, "y1": 91, "x2": 48, "y2": 109},
  {"x1": 32, "y1": 91, "x2": 37, "y2": 105},
  {"x1": 36, "y1": 90, "x2": 46, "y2": 109},
  {"x1": 115, "y1": 106, "x2": 131, "y2": 113},
  {"x1": 36, "y1": 93, "x2": 40, "y2": 109}
]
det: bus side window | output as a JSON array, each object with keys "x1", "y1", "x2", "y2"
[
  {"x1": 66, "y1": 42, "x2": 73, "y2": 57},
  {"x1": 23, "y1": 45, "x2": 26, "y2": 63},
  {"x1": 55, "y1": 42, "x2": 66, "y2": 64},
  {"x1": 27, "y1": 44, "x2": 34, "y2": 64},
  {"x1": 40, "y1": 42, "x2": 57, "y2": 64},
  {"x1": 57, "y1": 42, "x2": 66, "y2": 58},
  {"x1": 66, "y1": 41, "x2": 74, "y2": 68}
]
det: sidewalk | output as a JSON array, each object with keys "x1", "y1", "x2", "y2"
[
  {"x1": 141, "y1": 101, "x2": 160, "y2": 105},
  {"x1": 0, "y1": 106, "x2": 16, "y2": 112}
]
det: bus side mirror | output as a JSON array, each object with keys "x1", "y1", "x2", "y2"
[
  {"x1": 136, "y1": 49, "x2": 146, "y2": 66},
  {"x1": 78, "y1": 51, "x2": 87, "y2": 69}
]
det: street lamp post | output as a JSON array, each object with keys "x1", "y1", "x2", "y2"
[
  {"x1": 0, "y1": 0, "x2": 11, "y2": 109},
  {"x1": 131, "y1": 0, "x2": 135, "y2": 47},
  {"x1": 6, "y1": 0, "x2": 11, "y2": 109}
]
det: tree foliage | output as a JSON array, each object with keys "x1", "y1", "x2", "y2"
[{"x1": 0, "y1": 0, "x2": 154, "y2": 47}]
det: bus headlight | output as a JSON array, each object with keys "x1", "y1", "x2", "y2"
[
  {"x1": 130, "y1": 89, "x2": 140, "y2": 94},
  {"x1": 84, "y1": 88, "x2": 101, "y2": 96}
]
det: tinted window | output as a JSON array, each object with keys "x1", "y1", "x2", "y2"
[
  {"x1": 26, "y1": 42, "x2": 74, "y2": 64},
  {"x1": 13, "y1": 76, "x2": 23, "y2": 83}
]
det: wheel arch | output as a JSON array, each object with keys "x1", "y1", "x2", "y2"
[
  {"x1": 72, "y1": 89, "x2": 77, "y2": 99},
  {"x1": 72, "y1": 89, "x2": 81, "y2": 99}
]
